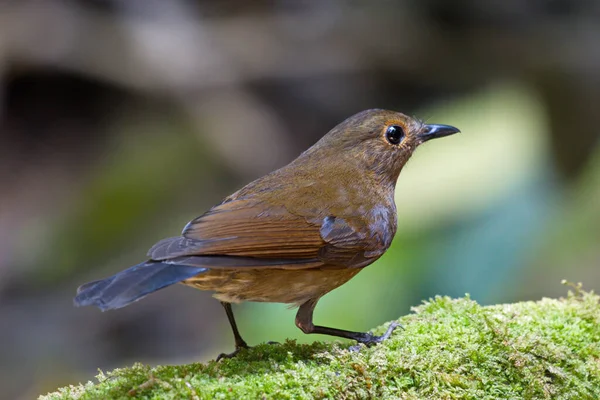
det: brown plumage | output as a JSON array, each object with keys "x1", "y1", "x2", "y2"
[{"x1": 74, "y1": 109, "x2": 459, "y2": 359}]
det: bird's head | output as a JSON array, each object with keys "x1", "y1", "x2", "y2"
[{"x1": 304, "y1": 109, "x2": 460, "y2": 187}]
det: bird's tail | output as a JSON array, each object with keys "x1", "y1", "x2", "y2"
[{"x1": 73, "y1": 261, "x2": 206, "y2": 311}]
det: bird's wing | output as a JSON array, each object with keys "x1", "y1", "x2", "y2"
[{"x1": 147, "y1": 198, "x2": 382, "y2": 269}]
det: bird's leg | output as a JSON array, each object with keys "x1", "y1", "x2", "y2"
[
  {"x1": 295, "y1": 298, "x2": 400, "y2": 347},
  {"x1": 216, "y1": 302, "x2": 249, "y2": 361}
]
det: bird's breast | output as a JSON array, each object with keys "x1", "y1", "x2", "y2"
[{"x1": 182, "y1": 267, "x2": 362, "y2": 306}]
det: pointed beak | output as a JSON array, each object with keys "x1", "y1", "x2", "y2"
[{"x1": 419, "y1": 124, "x2": 460, "y2": 142}]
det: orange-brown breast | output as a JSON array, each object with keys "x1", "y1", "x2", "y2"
[{"x1": 182, "y1": 266, "x2": 362, "y2": 306}]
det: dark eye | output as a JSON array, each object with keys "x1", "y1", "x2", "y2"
[{"x1": 385, "y1": 125, "x2": 405, "y2": 145}]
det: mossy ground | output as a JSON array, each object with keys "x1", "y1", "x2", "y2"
[{"x1": 41, "y1": 287, "x2": 600, "y2": 399}]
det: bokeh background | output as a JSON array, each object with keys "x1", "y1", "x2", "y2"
[{"x1": 1, "y1": 1, "x2": 599, "y2": 398}]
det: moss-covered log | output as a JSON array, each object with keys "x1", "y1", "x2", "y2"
[{"x1": 41, "y1": 288, "x2": 600, "y2": 399}]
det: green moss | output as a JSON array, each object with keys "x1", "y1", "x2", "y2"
[{"x1": 41, "y1": 287, "x2": 600, "y2": 399}]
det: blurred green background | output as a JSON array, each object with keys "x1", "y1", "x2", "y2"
[{"x1": 0, "y1": 1, "x2": 599, "y2": 399}]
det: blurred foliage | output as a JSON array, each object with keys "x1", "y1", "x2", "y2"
[
  {"x1": 519, "y1": 144, "x2": 600, "y2": 299},
  {"x1": 394, "y1": 83, "x2": 549, "y2": 229},
  {"x1": 30, "y1": 113, "x2": 223, "y2": 284}
]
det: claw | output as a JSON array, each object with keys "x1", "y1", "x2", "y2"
[
  {"x1": 215, "y1": 341, "x2": 281, "y2": 361},
  {"x1": 216, "y1": 346, "x2": 246, "y2": 362},
  {"x1": 350, "y1": 322, "x2": 402, "y2": 351}
]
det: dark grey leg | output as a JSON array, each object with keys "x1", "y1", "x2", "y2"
[
  {"x1": 295, "y1": 298, "x2": 399, "y2": 346},
  {"x1": 216, "y1": 302, "x2": 249, "y2": 361}
]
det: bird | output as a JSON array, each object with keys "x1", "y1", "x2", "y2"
[{"x1": 74, "y1": 109, "x2": 459, "y2": 359}]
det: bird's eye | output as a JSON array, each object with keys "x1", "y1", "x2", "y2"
[{"x1": 385, "y1": 125, "x2": 405, "y2": 145}]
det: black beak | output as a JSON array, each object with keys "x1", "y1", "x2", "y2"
[{"x1": 419, "y1": 124, "x2": 460, "y2": 142}]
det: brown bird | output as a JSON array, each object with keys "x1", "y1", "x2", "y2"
[{"x1": 74, "y1": 109, "x2": 459, "y2": 359}]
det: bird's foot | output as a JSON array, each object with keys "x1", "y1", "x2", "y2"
[
  {"x1": 349, "y1": 322, "x2": 403, "y2": 352},
  {"x1": 216, "y1": 345, "x2": 247, "y2": 362},
  {"x1": 216, "y1": 341, "x2": 280, "y2": 361}
]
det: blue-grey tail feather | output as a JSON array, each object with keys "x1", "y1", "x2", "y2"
[{"x1": 74, "y1": 261, "x2": 207, "y2": 311}]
